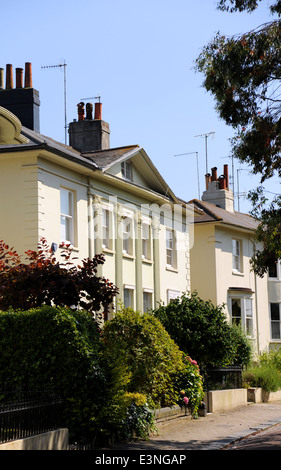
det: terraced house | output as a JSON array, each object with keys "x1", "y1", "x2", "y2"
[
  {"x1": 189, "y1": 166, "x2": 280, "y2": 355},
  {"x1": 0, "y1": 62, "x2": 280, "y2": 353},
  {"x1": 0, "y1": 63, "x2": 193, "y2": 318}
]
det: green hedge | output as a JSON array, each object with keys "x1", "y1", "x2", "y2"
[{"x1": 0, "y1": 306, "x2": 105, "y2": 443}]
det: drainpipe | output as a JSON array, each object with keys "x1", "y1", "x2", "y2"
[
  {"x1": 87, "y1": 177, "x2": 94, "y2": 259},
  {"x1": 249, "y1": 237, "x2": 260, "y2": 355}
]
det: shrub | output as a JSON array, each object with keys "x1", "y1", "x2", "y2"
[
  {"x1": 101, "y1": 308, "x2": 204, "y2": 416},
  {"x1": 243, "y1": 349, "x2": 281, "y2": 393},
  {"x1": 243, "y1": 364, "x2": 281, "y2": 392},
  {"x1": 259, "y1": 348, "x2": 281, "y2": 372},
  {"x1": 0, "y1": 238, "x2": 118, "y2": 320},
  {"x1": 152, "y1": 292, "x2": 251, "y2": 370}
]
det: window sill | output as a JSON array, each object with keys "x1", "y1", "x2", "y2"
[
  {"x1": 166, "y1": 266, "x2": 178, "y2": 273},
  {"x1": 102, "y1": 247, "x2": 114, "y2": 255},
  {"x1": 232, "y1": 270, "x2": 244, "y2": 277},
  {"x1": 142, "y1": 257, "x2": 153, "y2": 265},
  {"x1": 123, "y1": 253, "x2": 135, "y2": 260}
]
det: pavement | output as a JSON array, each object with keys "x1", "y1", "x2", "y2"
[{"x1": 111, "y1": 401, "x2": 281, "y2": 451}]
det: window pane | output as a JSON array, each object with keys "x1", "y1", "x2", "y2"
[
  {"x1": 60, "y1": 216, "x2": 67, "y2": 240},
  {"x1": 231, "y1": 298, "x2": 241, "y2": 325},
  {"x1": 124, "y1": 288, "x2": 133, "y2": 309},
  {"x1": 61, "y1": 189, "x2": 72, "y2": 215},
  {"x1": 143, "y1": 292, "x2": 152, "y2": 312},
  {"x1": 60, "y1": 189, "x2": 74, "y2": 243},
  {"x1": 245, "y1": 298, "x2": 253, "y2": 335},
  {"x1": 269, "y1": 262, "x2": 278, "y2": 278},
  {"x1": 271, "y1": 303, "x2": 280, "y2": 321},
  {"x1": 102, "y1": 209, "x2": 110, "y2": 248},
  {"x1": 232, "y1": 239, "x2": 241, "y2": 271},
  {"x1": 272, "y1": 322, "x2": 281, "y2": 340},
  {"x1": 123, "y1": 219, "x2": 131, "y2": 253}
]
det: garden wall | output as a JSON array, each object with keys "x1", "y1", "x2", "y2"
[
  {"x1": 0, "y1": 428, "x2": 69, "y2": 450},
  {"x1": 206, "y1": 389, "x2": 247, "y2": 413},
  {"x1": 247, "y1": 387, "x2": 281, "y2": 403}
]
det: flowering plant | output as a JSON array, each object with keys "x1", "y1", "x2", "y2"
[{"x1": 175, "y1": 354, "x2": 204, "y2": 417}]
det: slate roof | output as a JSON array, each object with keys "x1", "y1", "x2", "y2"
[
  {"x1": 190, "y1": 198, "x2": 259, "y2": 232},
  {"x1": 82, "y1": 145, "x2": 140, "y2": 170}
]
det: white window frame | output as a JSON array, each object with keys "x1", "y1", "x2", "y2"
[
  {"x1": 232, "y1": 239, "x2": 243, "y2": 273},
  {"x1": 166, "y1": 229, "x2": 177, "y2": 268},
  {"x1": 121, "y1": 161, "x2": 132, "y2": 181},
  {"x1": 230, "y1": 295, "x2": 254, "y2": 337},
  {"x1": 270, "y1": 303, "x2": 281, "y2": 341},
  {"x1": 60, "y1": 188, "x2": 75, "y2": 245},
  {"x1": 167, "y1": 289, "x2": 180, "y2": 304}
]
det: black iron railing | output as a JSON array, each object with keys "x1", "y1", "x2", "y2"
[
  {"x1": 0, "y1": 391, "x2": 64, "y2": 444},
  {"x1": 205, "y1": 365, "x2": 243, "y2": 391}
]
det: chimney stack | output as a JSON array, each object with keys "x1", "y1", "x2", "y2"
[
  {"x1": 24, "y1": 62, "x2": 32, "y2": 88},
  {"x1": 223, "y1": 164, "x2": 229, "y2": 189},
  {"x1": 0, "y1": 68, "x2": 4, "y2": 90},
  {"x1": 202, "y1": 164, "x2": 234, "y2": 212},
  {"x1": 94, "y1": 102, "x2": 102, "y2": 120},
  {"x1": 16, "y1": 68, "x2": 23, "y2": 88},
  {"x1": 0, "y1": 62, "x2": 40, "y2": 132},
  {"x1": 86, "y1": 102, "x2": 93, "y2": 120},
  {"x1": 211, "y1": 167, "x2": 217, "y2": 182},
  {"x1": 6, "y1": 64, "x2": 13, "y2": 89},
  {"x1": 69, "y1": 100, "x2": 110, "y2": 153},
  {"x1": 77, "y1": 102, "x2": 85, "y2": 121}
]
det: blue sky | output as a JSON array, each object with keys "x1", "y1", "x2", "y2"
[{"x1": 2, "y1": 0, "x2": 280, "y2": 213}]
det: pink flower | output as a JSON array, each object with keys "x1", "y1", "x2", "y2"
[{"x1": 183, "y1": 396, "x2": 189, "y2": 405}]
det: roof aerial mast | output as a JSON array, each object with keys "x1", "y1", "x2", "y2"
[
  {"x1": 41, "y1": 60, "x2": 67, "y2": 144},
  {"x1": 195, "y1": 131, "x2": 215, "y2": 174}
]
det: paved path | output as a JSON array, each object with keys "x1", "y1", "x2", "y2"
[{"x1": 111, "y1": 402, "x2": 281, "y2": 450}]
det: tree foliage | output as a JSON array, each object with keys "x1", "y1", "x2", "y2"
[
  {"x1": 0, "y1": 238, "x2": 118, "y2": 319},
  {"x1": 217, "y1": 0, "x2": 281, "y2": 14},
  {"x1": 195, "y1": 0, "x2": 281, "y2": 275},
  {"x1": 248, "y1": 186, "x2": 281, "y2": 275},
  {"x1": 152, "y1": 292, "x2": 252, "y2": 370}
]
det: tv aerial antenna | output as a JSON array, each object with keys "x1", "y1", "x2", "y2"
[
  {"x1": 80, "y1": 95, "x2": 101, "y2": 103},
  {"x1": 41, "y1": 60, "x2": 68, "y2": 144},
  {"x1": 195, "y1": 131, "x2": 215, "y2": 174}
]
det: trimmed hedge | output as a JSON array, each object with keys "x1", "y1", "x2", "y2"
[
  {"x1": 0, "y1": 305, "x2": 102, "y2": 392},
  {"x1": 0, "y1": 306, "x2": 105, "y2": 443}
]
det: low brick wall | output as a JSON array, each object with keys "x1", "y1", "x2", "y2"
[
  {"x1": 0, "y1": 428, "x2": 69, "y2": 450},
  {"x1": 207, "y1": 388, "x2": 247, "y2": 413}
]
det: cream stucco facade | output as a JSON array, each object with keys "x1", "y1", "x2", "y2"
[
  {"x1": 190, "y1": 167, "x2": 279, "y2": 355},
  {"x1": 0, "y1": 101, "x2": 193, "y2": 318}
]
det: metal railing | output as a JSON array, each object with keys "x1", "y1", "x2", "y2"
[
  {"x1": 205, "y1": 365, "x2": 243, "y2": 391},
  {"x1": 0, "y1": 391, "x2": 64, "y2": 444}
]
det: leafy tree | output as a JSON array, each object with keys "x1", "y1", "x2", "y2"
[
  {"x1": 0, "y1": 238, "x2": 118, "y2": 320},
  {"x1": 152, "y1": 292, "x2": 252, "y2": 371},
  {"x1": 195, "y1": 0, "x2": 281, "y2": 275}
]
